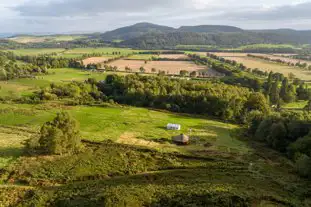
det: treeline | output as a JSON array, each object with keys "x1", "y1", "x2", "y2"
[
  {"x1": 247, "y1": 54, "x2": 311, "y2": 70},
  {"x1": 188, "y1": 53, "x2": 264, "y2": 91},
  {"x1": 264, "y1": 72, "x2": 311, "y2": 106},
  {"x1": 37, "y1": 75, "x2": 270, "y2": 123},
  {"x1": 3, "y1": 51, "x2": 84, "y2": 69},
  {"x1": 0, "y1": 52, "x2": 48, "y2": 80},
  {"x1": 246, "y1": 110, "x2": 311, "y2": 178}
]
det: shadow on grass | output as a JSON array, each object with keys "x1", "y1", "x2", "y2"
[{"x1": 0, "y1": 147, "x2": 23, "y2": 158}]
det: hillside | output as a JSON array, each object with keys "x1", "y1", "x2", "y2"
[
  {"x1": 120, "y1": 31, "x2": 309, "y2": 49},
  {"x1": 179, "y1": 25, "x2": 243, "y2": 33},
  {"x1": 99, "y1": 22, "x2": 175, "y2": 41}
]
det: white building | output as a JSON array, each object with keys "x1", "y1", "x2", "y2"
[{"x1": 167, "y1": 123, "x2": 181, "y2": 130}]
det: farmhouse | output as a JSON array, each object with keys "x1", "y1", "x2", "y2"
[
  {"x1": 172, "y1": 134, "x2": 190, "y2": 145},
  {"x1": 167, "y1": 123, "x2": 181, "y2": 130}
]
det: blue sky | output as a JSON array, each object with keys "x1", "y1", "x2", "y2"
[{"x1": 1, "y1": 0, "x2": 311, "y2": 33}]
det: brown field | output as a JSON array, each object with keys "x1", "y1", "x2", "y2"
[
  {"x1": 159, "y1": 54, "x2": 189, "y2": 59},
  {"x1": 82, "y1": 57, "x2": 109, "y2": 65},
  {"x1": 253, "y1": 54, "x2": 311, "y2": 65},
  {"x1": 224, "y1": 57, "x2": 311, "y2": 80},
  {"x1": 107, "y1": 60, "x2": 221, "y2": 75},
  {"x1": 211, "y1": 52, "x2": 250, "y2": 57}
]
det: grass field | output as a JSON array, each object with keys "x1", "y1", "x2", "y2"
[
  {"x1": 0, "y1": 102, "x2": 309, "y2": 206},
  {"x1": 3, "y1": 48, "x2": 66, "y2": 55},
  {"x1": 64, "y1": 47, "x2": 138, "y2": 55},
  {"x1": 0, "y1": 68, "x2": 114, "y2": 99},
  {"x1": 8, "y1": 35, "x2": 84, "y2": 43},
  {"x1": 283, "y1": 101, "x2": 307, "y2": 109},
  {"x1": 0, "y1": 103, "x2": 247, "y2": 154}
]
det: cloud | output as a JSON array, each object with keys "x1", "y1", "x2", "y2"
[
  {"x1": 217, "y1": 1, "x2": 311, "y2": 21},
  {"x1": 1, "y1": 0, "x2": 311, "y2": 32},
  {"x1": 14, "y1": 0, "x2": 186, "y2": 17}
]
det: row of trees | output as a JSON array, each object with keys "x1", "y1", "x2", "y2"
[
  {"x1": 0, "y1": 52, "x2": 49, "y2": 80},
  {"x1": 247, "y1": 54, "x2": 311, "y2": 70}
]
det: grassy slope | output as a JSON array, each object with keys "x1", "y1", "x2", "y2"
[{"x1": 0, "y1": 102, "x2": 310, "y2": 206}]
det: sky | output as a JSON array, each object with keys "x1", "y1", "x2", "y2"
[{"x1": 1, "y1": 0, "x2": 311, "y2": 33}]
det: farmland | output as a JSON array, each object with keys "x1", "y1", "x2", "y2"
[
  {"x1": 107, "y1": 59, "x2": 210, "y2": 74},
  {"x1": 215, "y1": 55, "x2": 311, "y2": 80},
  {"x1": 1, "y1": 45, "x2": 311, "y2": 206},
  {"x1": 82, "y1": 57, "x2": 110, "y2": 65}
]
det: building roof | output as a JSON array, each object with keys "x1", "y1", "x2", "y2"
[{"x1": 172, "y1": 134, "x2": 189, "y2": 143}]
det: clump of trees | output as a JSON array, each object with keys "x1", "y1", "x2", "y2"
[
  {"x1": 25, "y1": 112, "x2": 81, "y2": 155},
  {"x1": 246, "y1": 111, "x2": 311, "y2": 178},
  {"x1": 36, "y1": 74, "x2": 269, "y2": 123}
]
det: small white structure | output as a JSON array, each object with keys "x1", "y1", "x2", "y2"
[{"x1": 167, "y1": 123, "x2": 181, "y2": 130}]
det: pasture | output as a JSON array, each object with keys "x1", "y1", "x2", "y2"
[
  {"x1": 8, "y1": 35, "x2": 83, "y2": 43},
  {"x1": 0, "y1": 68, "x2": 113, "y2": 99},
  {"x1": 108, "y1": 60, "x2": 208, "y2": 74},
  {"x1": 0, "y1": 103, "x2": 248, "y2": 155},
  {"x1": 64, "y1": 47, "x2": 137, "y2": 55},
  {"x1": 3, "y1": 48, "x2": 65, "y2": 55}
]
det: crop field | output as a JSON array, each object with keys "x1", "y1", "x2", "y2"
[
  {"x1": 211, "y1": 52, "x2": 250, "y2": 57},
  {"x1": 108, "y1": 60, "x2": 208, "y2": 74},
  {"x1": 82, "y1": 57, "x2": 110, "y2": 65},
  {"x1": 159, "y1": 54, "x2": 189, "y2": 59},
  {"x1": 252, "y1": 53, "x2": 311, "y2": 65},
  {"x1": 221, "y1": 56, "x2": 311, "y2": 80},
  {"x1": 126, "y1": 54, "x2": 158, "y2": 60}
]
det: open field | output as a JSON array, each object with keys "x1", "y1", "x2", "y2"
[
  {"x1": 222, "y1": 56, "x2": 311, "y2": 80},
  {"x1": 283, "y1": 100, "x2": 308, "y2": 110},
  {"x1": 0, "y1": 103, "x2": 247, "y2": 154},
  {"x1": 64, "y1": 47, "x2": 138, "y2": 55},
  {"x1": 0, "y1": 102, "x2": 309, "y2": 206},
  {"x1": 82, "y1": 57, "x2": 109, "y2": 65},
  {"x1": 126, "y1": 54, "x2": 158, "y2": 60},
  {"x1": 0, "y1": 68, "x2": 119, "y2": 98},
  {"x1": 8, "y1": 35, "x2": 84, "y2": 43},
  {"x1": 252, "y1": 53, "x2": 311, "y2": 65},
  {"x1": 159, "y1": 54, "x2": 189, "y2": 59},
  {"x1": 3, "y1": 48, "x2": 66, "y2": 55},
  {"x1": 108, "y1": 60, "x2": 209, "y2": 74},
  {"x1": 211, "y1": 52, "x2": 250, "y2": 57}
]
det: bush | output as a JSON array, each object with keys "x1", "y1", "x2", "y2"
[{"x1": 25, "y1": 112, "x2": 81, "y2": 155}]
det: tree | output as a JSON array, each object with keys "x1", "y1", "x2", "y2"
[
  {"x1": 139, "y1": 67, "x2": 145, "y2": 73},
  {"x1": 270, "y1": 81, "x2": 280, "y2": 105},
  {"x1": 244, "y1": 92, "x2": 270, "y2": 114},
  {"x1": 190, "y1": 71, "x2": 197, "y2": 77},
  {"x1": 26, "y1": 112, "x2": 81, "y2": 155},
  {"x1": 151, "y1": 68, "x2": 157, "y2": 73},
  {"x1": 179, "y1": 70, "x2": 189, "y2": 77},
  {"x1": 304, "y1": 100, "x2": 311, "y2": 112},
  {"x1": 0, "y1": 68, "x2": 7, "y2": 80}
]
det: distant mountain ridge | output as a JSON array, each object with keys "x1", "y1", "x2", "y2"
[{"x1": 178, "y1": 25, "x2": 243, "y2": 33}]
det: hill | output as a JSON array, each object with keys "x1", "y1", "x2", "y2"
[
  {"x1": 99, "y1": 22, "x2": 175, "y2": 41},
  {"x1": 179, "y1": 25, "x2": 243, "y2": 33},
  {"x1": 120, "y1": 31, "x2": 308, "y2": 49}
]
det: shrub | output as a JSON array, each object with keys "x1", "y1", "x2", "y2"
[{"x1": 25, "y1": 112, "x2": 81, "y2": 155}]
